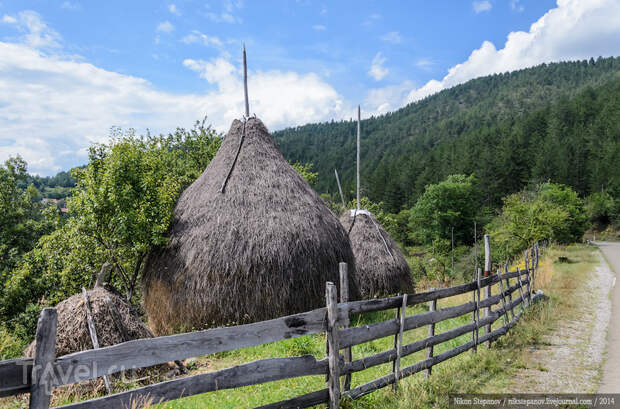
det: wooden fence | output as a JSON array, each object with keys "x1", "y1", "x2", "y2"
[{"x1": 0, "y1": 238, "x2": 543, "y2": 409}]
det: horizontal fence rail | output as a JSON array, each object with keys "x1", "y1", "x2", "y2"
[{"x1": 0, "y1": 241, "x2": 543, "y2": 409}]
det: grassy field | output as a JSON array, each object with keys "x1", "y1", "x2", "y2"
[{"x1": 1, "y1": 244, "x2": 599, "y2": 409}]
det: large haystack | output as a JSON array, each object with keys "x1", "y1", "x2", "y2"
[
  {"x1": 25, "y1": 286, "x2": 154, "y2": 358},
  {"x1": 142, "y1": 118, "x2": 357, "y2": 335},
  {"x1": 340, "y1": 210, "x2": 413, "y2": 298}
]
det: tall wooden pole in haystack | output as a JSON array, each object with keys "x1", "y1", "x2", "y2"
[
  {"x1": 334, "y1": 169, "x2": 346, "y2": 211},
  {"x1": 356, "y1": 105, "x2": 361, "y2": 210},
  {"x1": 243, "y1": 44, "x2": 249, "y2": 117}
]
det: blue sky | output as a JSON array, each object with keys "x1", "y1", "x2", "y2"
[{"x1": 1, "y1": 0, "x2": 619, "y2": 175}]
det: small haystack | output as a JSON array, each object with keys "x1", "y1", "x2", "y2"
[
  {"x1": 142, "y1": 118, "x2": 358, "y2": 335},
  {"x1": 25, "y1": 286, "x2": 154, "y2": 358},
  {"x1": 341, "y1": 210, "x2": 413, "y2": 297}
]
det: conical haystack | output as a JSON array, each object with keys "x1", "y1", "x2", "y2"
[
  {"x1": 25, "y1": 286, "x2": 154, "y2": 358},
  {"x1": 142, "y1": 118, "x2": 357, "y2": 335},
  {"x1": 340, "y1": 210, "x2": 413, "y2": 298}
]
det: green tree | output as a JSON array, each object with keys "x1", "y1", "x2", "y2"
[
  {"x1": 0, "y1": 157, "x2": 58, "y2": 283},
  {"x1": 538, "y1": 183, "x2": 587, "y2": 243},
  {"x1": 408, "y1": 174, "x2": 482, "y2": 246},
  {"x1": 585, "y1": 190, "x2": 617, "y2": 229},
  {"x1": 69, "y1": 123, "x2": 221, "y2": 300},
  {"x1": 291, "y1": 162, "x2": 318, "y2": 186},
  {"x1": 488, "y1": 189, "x2": 568, "y2": 256}
]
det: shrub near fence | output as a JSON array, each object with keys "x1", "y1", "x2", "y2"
[{"x1": 0, "y1": 238, "x2": 542, "y2": 409}]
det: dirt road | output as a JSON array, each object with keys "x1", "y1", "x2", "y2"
[{"x1": 598, "y1": 241, "x2": 620, "y2": 393}]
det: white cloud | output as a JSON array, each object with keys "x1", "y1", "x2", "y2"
[
  {"x1": 1, "y1": 10, "x2": 61, "y2": 48},
  {"x1": 2, "y1": 15, "x2": 17, "y2": 24},
  {"x1": 380, "y1": 31, "x2": 402, "y2": 44},
  {"x1": 415, "y1": 58, "x2": 435, "y2": 70},
  {"x1": 362, "y1": 13, "x2": 381, "y2": 26},
  {"x1": 368, "y1": 52, "x2": 388, "y2": 81},
  {"x1": 312, "y1": 24, "x2": 326, "y2": 31},
  {"x1": 181, "y1": 30, "x2": 223, "y2": 47},
  {"x1": 406, "y1": 0, "x2": 620, "y2": 103},
  {"x1": 205, "y1": 0, "x2": 243, "y2": 24},
  {"x1": 156, "y1": 21, "x2": 174, "y2": 33},
  {"x1": 511, "y1": 0, "x2": 524, "y2": 12},
  {"x1": 473, "y1": 1, "x2": 492, "y2": 13},
  {"x1": 364, "y1": 81, "x2": 414, "y2": 115},
  {"x1": 60, "y1": 2, "x2": 81, "y2": 10},
  {"x1": 168, "y1": 4, "x2": 180, "y2": 15},
  {"x1": 0, "y1": 11, "x2": 347, "y2": 175}
]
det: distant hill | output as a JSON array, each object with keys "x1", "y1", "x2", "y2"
[{"x1": 273, "y1": 57, "x2": 620, "y2": 212}]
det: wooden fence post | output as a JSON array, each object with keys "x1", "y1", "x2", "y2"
[
  {"x1": 516, "y1": 267, "x2": 526, "y2": 312},
  {"x1": 326, "y1": 282, "x2": 340, "y2": 409},
  {"x1": 393, "y1": 294, "x2": 407, "y2": 391},
  {"x1": 30, "y1": 308, "x2": 57, "y2": 409},
  {"x1": 339, "y1": 263, "x2": 352, "y2": 392},
  {"x1": 426, "y1": 291, "x2": 437, "y2": 378},
  {"x1": 472, "y1": 268, "x2": 481, "y2": 353},
  {"x1": 391, "y1": 294, "x2": 400, "y2": 390},
  {"x1": 504, "y1": 264, "x2": 515, "y2": 321},
  {"x1": 483, "y1": 235, "x2": 492, "y2": 348},
  {"x1": 496, "y1": 269, "x2": 509, "y2": 325},
  {"x1": 524, "y1": 250, "x2": 532, "y2": 305},
  {"x1": 82, "y1": 288, "x2": 112, "y2": 394}
]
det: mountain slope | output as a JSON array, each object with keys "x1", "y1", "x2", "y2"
[{"x1": 273, "y1": 57, "x2": 620, "y2": 212}]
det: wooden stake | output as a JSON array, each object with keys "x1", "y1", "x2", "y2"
[
  {"x1": 339, "y1": 263, "x2": 352, "y2": 392},
  {"x1": 391, "y1": 293, "x2": 400, "y2": 389},
  {"x1": 243, "y1": 44, "x2": 249, "y2": 118},
  {"x1": 334, "y1": 169, "x2": 346, "y2": 211},
  {"x1": 325, "y1": 282, "x2": 340, "y2": 409},
  {"x1": 504, "y1": 264, "x2": 515, "y2": 321},
  {"x1": 516, "y1": 267, "x2": 526, "y2": 312},
  {"x1": 393, "y1": 294, "x2": 407, "y2": 391},
  {"x1": 30, "y1": 308, "x2": 57, "y2": 409},
  {"x1": 82, "y1": 288, "x2": 112, "y2": 394},
  {"x1": 426, "y1": 292, "x2": 437, "y2": 378},
  {"x1": 483, "y1": 235, "x2": 492, "y2": 347},
  {"x1": 356, "y1": 105, "x2": 361, "y2": 210}
]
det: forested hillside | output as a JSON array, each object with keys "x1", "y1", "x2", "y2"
[{"x1": 274, "y1": 57, "x2": 620, "y2": 212}]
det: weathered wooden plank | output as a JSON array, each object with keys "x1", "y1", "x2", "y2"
[
  {"x1": 343, "y1": 317, "x2": 485, "y2": 375},
  {"x1": 0, "y1": 358, "x2": 32, "y2": 398},
  {"x1": 81, "y1": 288, "x2": 111, "y2": 394},
  {"x1": 339, "y1": 263, "x2": 352, "y2": 392},
  {"x1": 339, "y1": 301, "x2": 476, "y2": 349},
  {"x1": 425, "y1": 294, "x2": 437, "y2": 378},
  {"x1": 53, "y1": 356, "x2": 328, "y2": 409},
  {"x1": 345, "y1": 281, "x2": 476, "y2": 316},
  {"x1": 30, "y1": 308, "x2": 57, "y2": 409},
  {"x1": 325, "y1": 282, "x2": 340, "y2": 409},
  {"x1": 51, "y1": 305, "x2": 346, "y2": 386},
  {"x1": 346, "y1": 339, "x2": 477, "y2": 400},
  {"x1": 256, "y1": 389, "x2": 329, "y2": 409}
]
